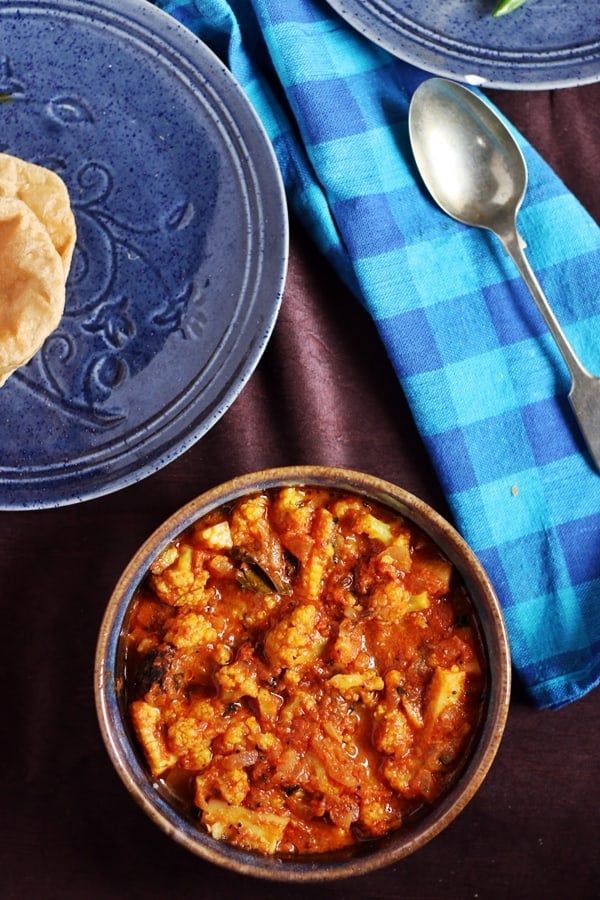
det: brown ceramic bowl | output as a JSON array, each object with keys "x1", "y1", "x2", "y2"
[{"x1": 95, "y1": 466, "x2": 511, "y2": 881}]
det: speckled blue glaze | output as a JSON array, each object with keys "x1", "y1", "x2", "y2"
[
  {"x1": 0, "y1": 0, "x2": 288, "y2": 509},
  {"x1": 324, "y1": 0, "x2": 600, "y2": 89}
]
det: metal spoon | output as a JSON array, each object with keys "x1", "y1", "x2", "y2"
[{"x1": 408, "y1": 77, "x2": 600, "y2": 472}]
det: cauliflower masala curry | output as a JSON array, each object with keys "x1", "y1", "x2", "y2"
[{"x1": 125, "y1": 487, "x2": 486, "y2": 856}]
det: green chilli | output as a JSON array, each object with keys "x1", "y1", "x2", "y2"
[{"x1": 493, "y1": 0, "x2": 528, "y2": 16}]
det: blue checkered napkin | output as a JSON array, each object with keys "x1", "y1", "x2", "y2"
[{"x1": 156, "y1": 0, "x2": 600, "y2": 709}]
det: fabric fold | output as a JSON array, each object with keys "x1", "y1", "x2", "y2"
[{"x1": 154, "y1": 0, "x2": 600, "y2": 709}]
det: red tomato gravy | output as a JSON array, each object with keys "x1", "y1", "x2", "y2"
[{"x1": 124, "y1": 487, "x2": 486, "y2": 855}]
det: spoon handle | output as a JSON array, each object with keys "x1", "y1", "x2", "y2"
[
  {"x1": 500, "y1": 227, "x2": 600, "y2": 471},
  {"x1": 500, "y1": 228, "x2": 589, "y2": 380}
]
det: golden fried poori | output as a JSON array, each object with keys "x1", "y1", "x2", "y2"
[
  {"x1": 0, "y1": 152, "x2": 76, "y2": 274},
  {"x1": 0, "y1": 153, "x2": 76, "y2": 386},
  {"x1": 0, "y1": 197, "x2": 67, "y2": 386}
]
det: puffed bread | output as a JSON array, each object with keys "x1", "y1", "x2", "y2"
[
  {"x1": 0, "y1": 152, "x2": 76, "y2": 275},
  {"x1": 0, "y1": 197, "x2": 66, "y2": 386}
]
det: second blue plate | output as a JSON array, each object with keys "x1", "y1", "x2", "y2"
[{"x1": 324, "y1": 0, "x2": 600, "y2": 89}]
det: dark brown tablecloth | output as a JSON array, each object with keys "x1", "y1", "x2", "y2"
[{"x1": 2, "y1": 84, "x2": 599, "y2": 899}]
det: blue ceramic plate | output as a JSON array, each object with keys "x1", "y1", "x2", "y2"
[
  {"x1": 324, "y1": 0, "x2": 600, "y2": 89},
  {"x1": 0, "y1": 0, "x2": 288, "y2": 509}
]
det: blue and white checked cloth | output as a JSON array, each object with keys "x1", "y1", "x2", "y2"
[{"x1": 155, "y1": 0, "x2": 600, "y2": 709}]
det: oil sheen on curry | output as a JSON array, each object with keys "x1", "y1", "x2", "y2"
[{"x1": 124, "y1": 487, "x2": 486, "y2": 856}]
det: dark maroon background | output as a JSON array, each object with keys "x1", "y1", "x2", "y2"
[{"x1": 1, "y1": 79, "x2": 599, "y2": 898}]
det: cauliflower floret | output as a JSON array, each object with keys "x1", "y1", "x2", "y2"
[
  {"x1": 355, "y1": 511, "x2": 394, "y2": 546},
  {"x1": 298, "y1": 507, "x2": 337, "y2": 601},
  {"x1": 240, "y1": 593, "x2": 281, "y2": 629},
  {"x1": 195, "y1": 766, "x2": 251, "y2": 808},
  {"x1": 150, "y1": 544, "x2": 210, "y2": 607},
  {"x1": 163, "y1": 610, "x2": 218, "y2": 649},
  {"x1": 256, "y1": 687, "x2": 283, "y2": 721},
  {"x1": 424, "y1": 666, "x2": 466, "y2": 723},
  {"x1": 271, "y1": 486, "x2": 314, "y2": 532},
  {"x1": 328, "y1": 670, "x2": 384, "y2": 705},
  {"x1": 215, "y1": 657, "x2": 260, "y2": 700},
  {"x1": 375, "y1": 530, "x2": 412, "y2": 572},
  {"x1": 199, "y1": 798, "x2": 289, "y2": 854},
  {"x1": 167, "y1": 716, "x2": 212, "y2": 770},
  {"x1": 279, "y1": 689, "x2": 317, "y2": 723},
  {"x1": 220, "y1": 715, "x2": 261, "y2": 752},
  {"x1": 373, "y1": 707, "x2": 414, "y2": 757},
  {"x1": 382, "y1": 756, "x2": 438, "y2": 802},
  {"x1": 369, "y1": 580, "x2": 430, "y2": 623},
  {"x1": 189, "y1": 697, "x2": 220, "y2": 721},
  {"x1": 330, "y1": 617, "x2": 364, "y2": 669},
  {"x1": 220, "y1": 768, "x2": 251, "y2": 806},
  {"x1": 255, "y1": 731, "x2": 281, "y2": 753},
  {"x1": 221, "y1": 768, "x2": 251, "y2": 806},
  {"x1": 194, "y1": 519, "x2": 233, "y2": 551},
  {"x1": 130, "y1": 700, "x2": 177, "y2": 777},
  {"x1": 329, "y1": 496, "x2": 366, "y2": 522},
  {"x1": 264, "y1": 603, "x2": 322, "y2": 669},
  {"x1": 381, "y1": 757, "x2": 420, "y2": 797},
  {"x1": 358, "y1": 796, "x2": 400, "y2": 837}
]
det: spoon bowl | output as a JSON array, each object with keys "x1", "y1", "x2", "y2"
[
  {"x1": 409, "y1": 77, "x2": 600, "y2": 472},
  {"x1": 409, "y1": 78, "x2": 526, "y2": 237}
]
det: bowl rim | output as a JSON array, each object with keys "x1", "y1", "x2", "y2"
[{"x1": 94, "y1": 465, "x2": 511, "y2": 881}]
